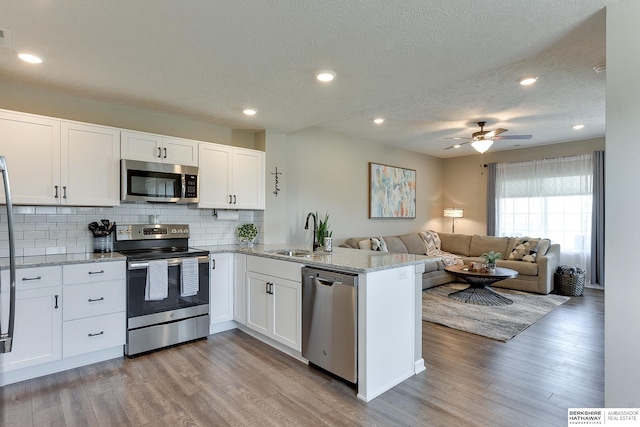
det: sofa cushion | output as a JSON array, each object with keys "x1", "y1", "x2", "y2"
[
  {"x1": 469, "y1": 235, "x2": 509, "y2": 258},
  {"x1": 398, "y1": 233, "x2": 427, "y2": 255},
  {"x1": 381, "y1": 236, "x2": 409, "y2": 253},
  {"x1": 497, "y1": 259, "x2": 539, "y2": 276},
  {"x1": 439, "y1": 232, "x2": 472, "y2": 256},
  {"x1": 508, "y1": 238, "x2": 540, "y2": 262}
]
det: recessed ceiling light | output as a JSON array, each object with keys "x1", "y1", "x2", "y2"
[
  {"x1": 572, "y1": 124, "x2": 584, "y2": 130},
  {"x1": 316, "y1": 70, "x2": 336, "y2": 82},
  {"x1": 453, "y1": 144, "x2": 461, "y2": 148},
  {"x1": 243, "y1": 108, "x2": 257, "y2": 116},
  {"x1": 18, "y1": 52, "x2": 43, "y2": 64},
  {"x1": 519, "y1": 76, "x2": 538, "y2": 86},
  {"x1": 373, "y1": 118, "x2": 384, "y2": 124}
]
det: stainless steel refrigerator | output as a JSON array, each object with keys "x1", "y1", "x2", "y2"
[{"x1": 0, "y1": 156, "x2": 17, "y2": 353}]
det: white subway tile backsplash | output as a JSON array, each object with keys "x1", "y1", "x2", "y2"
[
  {"x1": 0, "y1": 204, "x2": 263, "y2": 255},
  {"x1": 35, "y1": 206, "x2": 57, "y2": 214}
]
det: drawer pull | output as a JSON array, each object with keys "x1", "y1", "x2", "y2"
[
  {"x1": 22, "y1": 276, "x2": 42, "y2": 281},
  {"x1": 88, "y1": 331, "x2": 104, "y2": 337},
  {"x1": 88, "y1": 297, "x2": 105, "y2": 302},
  {"x1": 88, "y1": 270, "x2": 105, "y2": 275}
]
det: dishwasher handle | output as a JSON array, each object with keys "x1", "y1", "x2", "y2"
[{"x1": 302, "y1": 267, "x2": 357, "y2": 287}]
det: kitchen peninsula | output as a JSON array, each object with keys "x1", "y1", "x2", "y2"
[
  {"x1": 1, "y1": 246, "x2": 431, "y2": 402},
  {"x1": 206, "y1": 245, "x2": 431, "y2": 402}
]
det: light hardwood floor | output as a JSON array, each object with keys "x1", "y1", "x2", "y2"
[{"x1": 1, "y1": 288, "x2": 603, "y2": 426}]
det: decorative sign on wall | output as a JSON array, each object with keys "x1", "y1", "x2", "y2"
[
  {"x1": 271, "y1": 167, "x2": 282, "y2": 196},
  {"x1": 369, "y1": 162, "x2": 416, "y2": 218}
]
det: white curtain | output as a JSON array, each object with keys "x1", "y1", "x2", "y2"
[{"x1": 495, "y1": 154, "x2": 593, "y2": 283}]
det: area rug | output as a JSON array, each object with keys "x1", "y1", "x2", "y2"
[{"x1": 422, "y1": 283, "x2": 570, "y2": 342}]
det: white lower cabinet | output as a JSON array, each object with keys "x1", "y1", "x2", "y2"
[
  {"x1": 233, "y1": 254, "x2": 247, "y2": 325},
  {"x1": 62, "y1": 261, "x2": 126, "y2": 358},
  {"x1": 210, "y1": 253, "x2": 234, "y2": 326},
  {"x1": 246, "y1": 256, "x2": 301, "y2": 351},
  {"x1": 0, "y1": 266, "x2": 62, "y2": 372}
]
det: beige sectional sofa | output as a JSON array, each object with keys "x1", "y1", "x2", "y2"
[{"x1": 341, "y1": 232, "x2": 560, "y2": 294}]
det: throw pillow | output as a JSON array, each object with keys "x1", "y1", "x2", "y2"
[
  {"x1": 371, "y1": 237, "x2": 381, "y2": 251},
  {"x1": 377, "y1": 236, "x2": 388, "y2": 252},
  {"x1": 419, "y1": 230, "x2": 441, "y2": 255},
  {"x1": 508, "y1": 238, "x2": 540, "y2": 262},
  {"x1": 358, "y1": 239, "x2": 373, "y2": 250}
]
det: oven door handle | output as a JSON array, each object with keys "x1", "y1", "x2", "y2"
[{"x1": 128, "y1": 255, "x2": 210, "y2": 270}]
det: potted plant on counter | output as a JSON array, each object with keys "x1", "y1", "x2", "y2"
[
  {"x1": 481, "y1": 251, "x2": 502, "y2": 273},
  {"x1": 316, "y1": 211, "x2": 332, "y2": 250},
  {"x1": 238, "y1": 223, "x2": 258, "y2": 247}
]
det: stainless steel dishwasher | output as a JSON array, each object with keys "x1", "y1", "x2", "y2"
[{"x1": 302, "y1": 266, "x2": 358, "y2": 383}]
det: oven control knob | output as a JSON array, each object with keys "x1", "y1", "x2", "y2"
[{"x1": 171, "y1": 228, "x2": 177, "y2": 234}]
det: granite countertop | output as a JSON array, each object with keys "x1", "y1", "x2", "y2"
[
  {"x1": 0, "y1": 245, "x2": 437, "y2": 274},
  {"x1": 200, "y1": 244, "x2": 437, "y2": 274},
  {"x1": 0, "y1": 252, "x2": 127, "y2": 270}
]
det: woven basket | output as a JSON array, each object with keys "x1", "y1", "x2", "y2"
[{"x1": 555, "y1": 271, "x2": 585, "y2": 296}]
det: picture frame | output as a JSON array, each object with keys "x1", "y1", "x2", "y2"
[{"x1": 369, "y1": 162, "x2": 416, "y2": 218}]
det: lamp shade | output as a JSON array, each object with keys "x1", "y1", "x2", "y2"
[
  {"x1": 443, "y1": 208, "x2": 464, "y2": 218},
  {"x1": 470, "y1": 139, "x2": 494, "y2": 154}
]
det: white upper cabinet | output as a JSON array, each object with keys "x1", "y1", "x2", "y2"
[
  {"x1": 121, "y1": 130, "x2": 198, "y2": 166},
  {"x1": 0, "y1": 110, "x2": 61, "y2": 205},
  {"x1": 61, "y1": 121, "x2": 120, "y2": 206},
  {"x1": 198, "y1": 143, "x2": 265, "y2": 210},
  {"x1": 0, "y1": 109, "x2": 120, "y2": 206}
]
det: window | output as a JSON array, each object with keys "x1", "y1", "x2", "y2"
[{"x1": 495, "y1": 154, "x2": 593, "y2": 282}]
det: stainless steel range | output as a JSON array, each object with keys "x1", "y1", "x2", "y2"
[{"x1": 114, "y1": 224, "x2": 210, "y2": 356}]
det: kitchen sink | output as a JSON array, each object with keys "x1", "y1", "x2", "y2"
[{"x1": 269, "y1": 249, "x2": 313, "y2": 257}]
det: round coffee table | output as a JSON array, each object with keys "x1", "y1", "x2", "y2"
[{"x1": 444, "y1": 264, "x2": 518, "y2": 306}]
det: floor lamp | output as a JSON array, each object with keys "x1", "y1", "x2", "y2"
[{"x1": 444, "y1": 208, "x2": 464, "y2": 233}]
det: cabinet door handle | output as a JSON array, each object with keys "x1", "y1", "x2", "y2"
[
  {"x1": 88, "y1": 331, "x2": 104, "y2": 337},
  {"x1": 265, "y1": 282, "x2": 269, "y2": 294},
  {"x1": 229, "y1": 195, "x2": 233, "y2": 204},
  {"x1": 54, "y1": 185, "x2": 59, "y2": 198},
  {"x1": 22, "y1": 276, "x2": 42, "y2": 281},
  {"x1": 163, "y1": 147, "x2": 167, "y2": 159},
  {"x1": 88, "y1": 297, "x2": 105, "y2": 302},
  {"x1": 54, "y1": 294, "x2": 59, "y2": 309},
  {"x1": 233, "y1": 195, "x2": 237, "y2": 204},
  {"x1": 88, "y1": 270, "x2": 104, "y2": 275},
  {"x1": 212, "y1": 259, "x2": 216, "y2": 270},
  {"x1": 157, "y1": 147, "x2": 162, "y2": 158},
  {"x1": 63, "y1": 186, "x2": 67, "y2": 199}
]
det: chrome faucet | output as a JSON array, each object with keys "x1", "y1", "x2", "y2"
[{"x1": 304, "y1": 212, "x2": 320, "y2": 251}]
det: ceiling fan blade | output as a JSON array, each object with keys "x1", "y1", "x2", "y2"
[
  {"x1": 493, "y1": 134, "x2": 533, "y2": 140},
  {"x1": 443, "y1": 141, "x2": 471, "y2": 150},
  {"x1": 484, "y1": 128, "x2": 508, "y2": 139}
]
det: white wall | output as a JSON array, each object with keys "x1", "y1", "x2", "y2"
[
  {"x1": 441, "y1": 137, "x2": 605, "y2": 235},
  {"x1": 605, "y1": 0, "x2": 640, "y2": 407},
  {"x1": 276, "y1": 127, "x2": 443, "y2": 247},
  {"x1": 0, "y1": 81, "x2": 257, "y2": 149}
]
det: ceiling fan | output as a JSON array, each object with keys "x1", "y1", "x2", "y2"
[{"x1": 444, "y1": 121, "x2": 532, "y2": 153}]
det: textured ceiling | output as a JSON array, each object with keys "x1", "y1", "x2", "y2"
[{"x1": 0, "y1": 1, "x2": 614, "y2": 158}]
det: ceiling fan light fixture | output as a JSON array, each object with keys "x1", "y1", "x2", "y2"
[
  {"x1": 471, "y1": 139, "x2": 493, "y2": 153},
  {"x1": 519, "y1": 76, "x2": 538, "y2": 86}
]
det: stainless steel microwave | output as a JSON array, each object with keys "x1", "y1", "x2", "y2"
[{"x1": 121, "y1": 159, "x2": 199, "y2": 204}]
